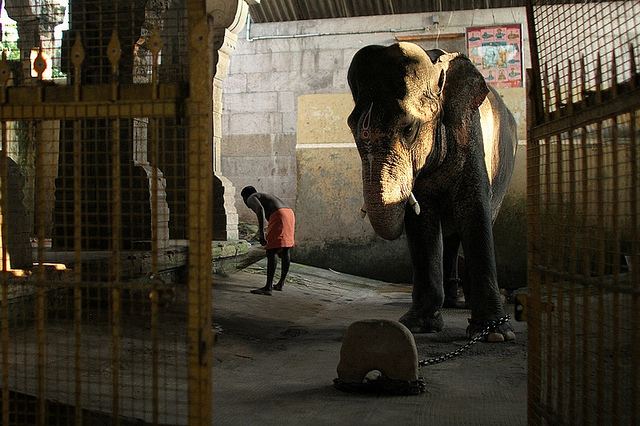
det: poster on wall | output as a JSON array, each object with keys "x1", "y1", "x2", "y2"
[{"x1": 466, "y1": 24, "x2": 522, "y2": 88}]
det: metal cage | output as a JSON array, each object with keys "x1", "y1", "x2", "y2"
[
  {"x1": 526, "y1": 1, "x2": 639, "y2": 424},
  {"x1": 0, "y1": 0, "x2": 233, "y2": 423}
]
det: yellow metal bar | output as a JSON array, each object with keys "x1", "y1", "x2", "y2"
[
  {"x1": 610, "y1": 114, "x2": 621, "y2": 422},
  {"x1": 543, "y1": 135, "x2": 553, "y2": 414},
  {"x1": 187, "y1": 1, "x2": 214, "y2": 422},
  {"x1": 526, "y1": 67, "x2": 543, "y2": 425},
  {"x1": 554, "y1": 132, "x2": 565, "y2": 422},
  {"x1": 580, "y1": 124, "x2": 591, "y2": 424},
  {"x1": 73, "y1": 47, "x2": 84, "y2": 425},
  {"x1": 73, "y1": 119, "x2": 83, "y2": 426},
  {"x1": 150, "y1": 117, "x2": 160, "y2": 423},
  {"x1": 631, "y1": 107, "x2": 639, "y2": 422},
  {"x1": 2, "y1": 83, "x2": 184, "y2": 104},
  {"x1": 0, "y1": 100, "x2": 178, "y2": 121},
  {"x1": 111, "y1": 118, "x2": 122, "y2": 424},
  {"x1": 35, "y1": 117, "x2": 47, "y2": 425},
  {"x1": 566, "y1": 125, "x2": 578, "y2": 420},
  {"x1": 595, "y1": 118, "x2": 606, "y2": 424},
  {"x1": 1, "y1": 121, "x2": 10, "y2": 426},
  {"x1": 150, "y1": 288, "x2": 160, "y2": 425}
]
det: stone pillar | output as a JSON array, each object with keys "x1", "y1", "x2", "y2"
[
  {"x1": 52, "y1": 0, "x2": 170, "y2": 250},
  {"x1": 0, "y1": 155, "x2": 33, "y2": 269},
  {"x1": 208, "y1": 0, "x2": 250, "y2": 240},
  {"x1": 4, "y1": 0, "x2": 64, "y2": 240}
]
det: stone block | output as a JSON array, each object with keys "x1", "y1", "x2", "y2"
[
  {"x1": 337, "y1": 319, "x2": 419, "y2": 383},
  {"x1": 221, "y1": 73, "x2": 247, "y2": 94},
  {"x1": 227, "y1": 112, "x2": 275, "y2": 135},
  {"x1": 282, "y1": 112, "x2": 297, "y2": 134},
  {"x1": 297, "y1": 94, "x2": 354, "y2": 144},
  {"x1": 224, "y1": 92, "x2": 278, "y2": 114},
  {"x1": 278, "y1": 91, "x2": 296, "y2": 112}
]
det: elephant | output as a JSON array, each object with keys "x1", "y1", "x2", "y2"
[{"x1": 347, "y1": 42, "x2": 517, "y2": 341}]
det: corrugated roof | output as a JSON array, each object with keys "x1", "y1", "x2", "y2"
[{"x1": 247, "y1": 0, "x2": 528, "y2": 24}]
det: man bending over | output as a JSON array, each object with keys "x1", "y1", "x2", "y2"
[{"x1": 241, "y1": 186, "x2": 296, "y2": 295}]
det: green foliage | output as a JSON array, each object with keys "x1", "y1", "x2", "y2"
[{"x1": 1, "y1": 39, "x2": 20, "y2": 61}]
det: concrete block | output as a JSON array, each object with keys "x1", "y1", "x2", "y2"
[
  {"x1": 290, "y1": 70, "x2": 334, "y2": 93},
  {"x1": 301, "y1": 50, "x2": 318, "y2": 71},
  {"x1": 278, "y1": 91, "x2": 296, "y2": 112},
  {"x1": 337, "y1": 319, "x2": 419, "y2": 383},
  {"x1": 332, "y1": 68, "x2": 349, "y2": 92},
  {"x1": 221, "y1": 73, "x2": 247, "y2": 94},
  {"x1": 233, "y1": 157, "x2": 279, "y2": 177},
  {"x1": 272, "y1": 133, "x2": 297, "y2": 154},
  {"x1": 318, "y1": 49, "x2": 343, "y2": 70},
  {"x1": 246, "y1": 71, "x2": 291, "y2": 93},
  {"x1": 297, "y1": 94, "x2": 354, "y2": 144},
  {"x1": 221, "y1": 134, "x2": 272, "y2": 157},
  {"x1": 226, "y1": 112, "x2": 276, "y2": 135},
  {"x1": 271, "y1": 51, "x2": 301, "y2": 71},
  {"x1": 273, "y1": 156, "x2": 296, "y2": 176},
  {"x1": 282, "y1": 112, "x2": 297, "y2": 133},
  {"x1": 233, "y1": 52, "x2": 274, "y2": 73},
  {"x1": 224, "y1": 92, "x2": 278, "y2": 114},
  {"x1": 489, "y1": 8, "x2": 526, "y2": 26}
]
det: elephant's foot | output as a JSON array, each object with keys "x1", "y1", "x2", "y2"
[
  {"x1": 399, "y1": 310, "x2": 444, "y2": 333},
  {"x1": 466, "y1": 318, "x2": 516, "y2": 342}
]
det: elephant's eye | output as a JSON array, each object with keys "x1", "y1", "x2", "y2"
[{"x1": 402, "y1": 123, "x2": 419, "y2": 143}]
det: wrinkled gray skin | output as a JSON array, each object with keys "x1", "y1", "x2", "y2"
[{"x1": 347, "y1": 43, "x2": 517, "y2": 341}]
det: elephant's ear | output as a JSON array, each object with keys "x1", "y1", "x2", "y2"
[
  {"x1": 426, "y1": 52, "x2": 459, "y2": 99},
  {"x1": 438, "y1": 54, "x2": 489, "y2": 122}
]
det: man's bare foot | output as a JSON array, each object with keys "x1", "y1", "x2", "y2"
[
  {"x1": 273, "y1": 283, "x2": 283, "y2": 291},
  {"x1": 250, "y1": 288, "x2": 272, "y2": 296}
]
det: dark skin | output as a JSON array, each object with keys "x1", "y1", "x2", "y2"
[{"x1": 242, "y1": 188, "x2": 292, "y2": 296}]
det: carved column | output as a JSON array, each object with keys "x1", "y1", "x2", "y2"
[
  {"x1": 208, "y1": 0, "x2": 249, "y2": 241},
  {"x1": 4, "y1": 0, "x2": 64, "y2": 246}
]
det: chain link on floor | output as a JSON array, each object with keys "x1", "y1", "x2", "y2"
[
  {"x1": 418, "y1": 315, "x2": 511, "y2": 367},
  {"x1": 334, "y1": 315, "x2": 511, "y2": 395}
]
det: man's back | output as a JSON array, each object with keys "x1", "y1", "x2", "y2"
[{"x1": 250, "y1": 193, "x2": 289, "y2": 220}]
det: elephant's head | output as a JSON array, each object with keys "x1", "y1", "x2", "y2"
[{"x1": 347, "y1": 43, "x2": 489, "y2": 240}]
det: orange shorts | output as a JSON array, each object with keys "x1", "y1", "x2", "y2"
[{"x1": 265, "y1": 208, "x2": 295, "y2": 250}]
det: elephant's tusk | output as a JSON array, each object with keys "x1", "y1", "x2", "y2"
[
  {"x1": 359, "y1": 203, "x2": 367, "y2": 219},
  {"x1": 409, "y1": 192, "x2": 421, "y2": 215}
]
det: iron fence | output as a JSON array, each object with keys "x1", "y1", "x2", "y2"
[
  {"x1": 526, "y1": 1, "x2": 639, "y2": 424},
  {"x1": 0, "y1": 0, "x2": 217, "y2": 424}
]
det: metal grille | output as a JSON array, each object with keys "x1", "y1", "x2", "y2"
[
  {"x1": 0, "y1": 0, "x2": 214, "y2": 424},
  {"x1": 527, "y1": 1, "x2": 639, "y2": 425}
]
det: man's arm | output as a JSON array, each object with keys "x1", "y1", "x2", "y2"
[{"x1": 245, "y1": 195, "x2": 268, "y2": 246}]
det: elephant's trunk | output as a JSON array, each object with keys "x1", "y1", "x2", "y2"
[{"x1": 361, "y1": 144, "x2": 413, "y2": 241}]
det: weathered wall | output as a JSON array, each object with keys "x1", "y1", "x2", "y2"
[{"x1": 222, "y1": 7, "x2": 529, "y2": 287}]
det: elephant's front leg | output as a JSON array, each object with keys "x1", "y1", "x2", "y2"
[
  {"x1": 399, "y1": 208, "x2": 445, "y2": 333},
  {"x1": 457, "y1": 202, "x2": 516, "y2": 342}
]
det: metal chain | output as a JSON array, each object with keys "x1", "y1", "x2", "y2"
[
  {"x1": 333, "y1": 315, "x2": 511, "y2": 395},
  {"x1": 418, "y1": 315, "x2": 511, "y2": 367}
]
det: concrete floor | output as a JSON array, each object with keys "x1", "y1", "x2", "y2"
[
  {"x1": 4, "y1": 257, "x2": 527, "y2": 425},
  {"x1": 210, "y1": 260, "x2": 528, "y2": 425}
]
